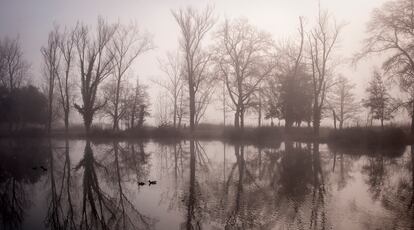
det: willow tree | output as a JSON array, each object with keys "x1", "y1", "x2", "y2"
[
  {"x1": 172, "y1": 5, "x2": 215, "y2": 133},
  {"x1": 74, "y1": 18, "x2": 117, "y2": 134},
  {"x1": 356, "y1": 0, "x2": 414, "y2": 133},
  {"x1": 214, "y1": 18, "x2": 276, "y2": 130}
]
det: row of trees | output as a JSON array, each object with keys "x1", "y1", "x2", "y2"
[
  {"x1": 0, "y1": 20, "x2": 153, "y2": 134},
  {"x1": 40, "y1": 18, "x2": 153, "y2": 134},
  {"x1": 158, "y1": 0, "x2": 414, "y2": 137},
  {"x1": 2, "y1": 0, "x2": 414, "y2": 136},
  {"x1": 160, "y1": 5, "x2": 343, "y2": 137},
  {"x1": 0, "y1": 37, "x2": 48, "y2": 131}
]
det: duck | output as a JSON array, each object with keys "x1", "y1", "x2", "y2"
[
  {"x1": 148, "y1": 180, "x2": 157, "y2": 186},
  {"x1": 40, "y1": 166, "x2": 47, "y2": 172},
  {"x1": 138, "y1": 182, "x2": 146, "y2": 186},
  {"x1": 32, "y1": 166, "x2": 38, "y2": 170}
]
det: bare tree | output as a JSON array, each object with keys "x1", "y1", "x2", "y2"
[
  {"x1": 155, "y1": 91, "x2": 171, "y2": 126},
  {"x1": 108, "y1": 22, "x2": 153, "y2": 131},
  {"x1": 102, "y1": 76, "x2": 129, "y2": 129},
  {"x1": 156, "y1": 51, "x2": 185, "y2": 128},
  {"x1": 41, "y1": 27, "x2": 61, "y2": 134},
  {"x1": 57, "y1": 27, "x2": 76, "y2": 134},
  {"x1": 73, "y1": 18, "x2": 117, "y2": 134},
  {"x1": 218, "y1": 78, "x2": 228, "y2": 127},
  {"x1": 307, "y1": 8, "x2": 343, "y2": 137},
  {"x1": 194, "y1": 70, "x2": 215, "y2": 125},
  {"x1": 327, "y1": 75, "x2": 359, "y2": 129},
  {"x1": 249, "y1": 90, "x2": 263, "y2": 127},
  {"x1": 356, "y1": 0, "x2": 414, "y2": 133},
  {"x1": 117, "y1": 77, "x2": 149, "y2": 129},
  {"x1": 214, "y1": 18, "x2": 276, "y2": 129},
  {"x1": 0, "y1": 36, "x2": 30, "y2": 92},
  {"x1": 177, "y1": 88, "x2": 188, "y2": 128},
  {"x1": 172, "y1": 5, "x2": 215, "y2": 133}
]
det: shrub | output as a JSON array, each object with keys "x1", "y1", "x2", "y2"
[{"x1": 328, "y1": 127, "x2": 406, "y2": 147}]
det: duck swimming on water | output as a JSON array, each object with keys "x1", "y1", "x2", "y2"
[{"x1": 148, "y1": 180, "x2": 157, "y2": 186}]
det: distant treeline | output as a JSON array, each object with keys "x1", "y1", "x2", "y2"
[
  {"x1": 1, "y1": 0, "x2": 414, "y2": 141},
  {"x1": 0, "y1": 85, "x2": 47, "y2": 131}
]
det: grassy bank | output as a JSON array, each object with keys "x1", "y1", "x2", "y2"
[
  {"x1": 327, "y1": 127, "x2": 408, "y2": 147},
  {"x1": 1, "y1": 124, "x2": 413, "y2": 147}
]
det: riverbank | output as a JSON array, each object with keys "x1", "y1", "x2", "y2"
[{"x1": 1, "y1": 124, "x2": 412, "y2": 147}]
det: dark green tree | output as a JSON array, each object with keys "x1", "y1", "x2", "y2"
[{"x1": 363, "y1": 70, "x2": 394, "y2": 128}]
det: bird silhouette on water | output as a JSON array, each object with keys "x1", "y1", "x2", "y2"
[
  {"x1": 32, "y1": 166, "x2": 47, "y2": 172},
  {"x1": 148, "y1": 180, "x2": 157, "y2": 186},
  {"x1": 138, "y1": 182, "x2": 146, "y2": 186}
]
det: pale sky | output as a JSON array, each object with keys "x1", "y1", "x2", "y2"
[{"x1": 1, "y1": 0, "x2": 403, "y2": 126}]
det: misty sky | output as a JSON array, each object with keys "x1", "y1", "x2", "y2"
[{"x1": 1, "y1": 0, "x2": 403, "y2": 126}]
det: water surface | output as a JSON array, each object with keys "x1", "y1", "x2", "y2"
[{"x1": 0, "y1": 139, "x2": 413, "y2": 230}]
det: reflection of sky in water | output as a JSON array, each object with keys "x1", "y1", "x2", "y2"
[{"x1": 1, "y1": 140, "x2": 412, "y2": 230}]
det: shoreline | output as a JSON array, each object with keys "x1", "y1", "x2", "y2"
[{"x1": 1, "y1": 125, "x2": 411, "y2": 148}]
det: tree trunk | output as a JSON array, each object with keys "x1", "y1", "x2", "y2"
[
  {"x1": 113, "y1": 72, "x2": 123, "y2": 131},
  {"x1": 187, "y1": 140, "x2": 196, "y2": 228},
  {"x1": 84, "y1": 112, "x2": 92, "y2": 135},
  {"x1": 47, "y1": 78, "x2": 54, "y2": 135},
  {"x1": 130, "y1": 108, "x2": 135, "y2": 129},
  {"x1": 113, "y1": 117, "x2": 119, "y2": 131},
  {"x1": 411, "y1": 102, "x2": 414, "y2": 134},
  {"x1": 332, "y1": 110, "x2": 337, "y2": 130},
  {"x1": 285, "y1": 119, "x2": 293, "y2": 134},
  {"x1": 189, "y1": 78, "x2": 196, "y2": 133},
  {"x1": 64, "y1": 111, "x2": 69, "y2": 135},
  {"x1": 240, "y1": 108, "x2": 245, "y2": 130},
  {"x1": 173, "y1": 97, "x2": 177, "y2": 128},
  {"x1": 313, "y1": 98, "x2": 320, "y2": 138},
  {"x1": 234, "y1": 108, "x2": 240, "y2": 128},
  {"x1": 138, "y1": 105, "x2": 145, "y2": 127},
  {"x1": 47, "y1": 98, "x2": 53, "y2": 135}
]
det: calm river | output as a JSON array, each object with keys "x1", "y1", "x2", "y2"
[{"x1": 0, "y1": 139, "x2": 413, "y2": 230}]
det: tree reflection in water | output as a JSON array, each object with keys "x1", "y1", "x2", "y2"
[
  {"x1": 2, "y1": 139, "x2": 414, "y2": 229},
  {"x1": 183, "y1": 140, "x2": 210, "y2": 230},
  {"x1": 45, "y1": 139, "x2": 154, "y2": 230},
  {"x1": 45, "y1": 138, "x2": 77, "y2": 229},
  {"x1": 0, "y1": 140, "x2": 48, "y2": 230},
  {"x1": 166, "y1": 140, "x2": 334, "y2": 229},
  {"x1": 359, "y1": 145, "x2": 414, "y2": 229},
  {"x1": 172, "y1": 140, "x2": 327, "y2": 229}
]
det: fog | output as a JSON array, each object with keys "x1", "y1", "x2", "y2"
[{"x1": 0, "y1": 0, "x2": 396, "y2": 125}]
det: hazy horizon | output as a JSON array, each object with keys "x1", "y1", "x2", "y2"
[{"x1": 1, "y1": 0, "x2": 406, "y2": 127}]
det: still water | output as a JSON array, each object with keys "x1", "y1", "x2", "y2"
[{"x1": 0, "y1": 139, "x2": 413, "y2": 230}]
